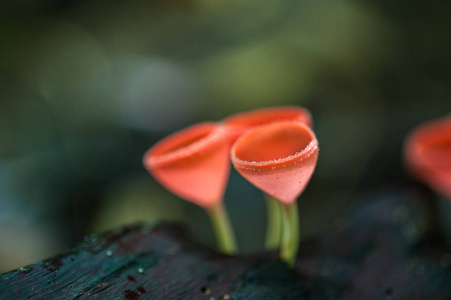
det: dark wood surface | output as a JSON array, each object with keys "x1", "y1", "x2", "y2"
[{"x1": 1, "y1": 186, "x2": 450, "y2": 299}]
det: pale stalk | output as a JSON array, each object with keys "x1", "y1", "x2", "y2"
[
  {"x1": 280, "y1": 201, "x2": 300, "y2": 267},
  {"x1": 205, "y1": 201, "x2": 237, "y2": 254},
  {"x1": 264, "y1": 194, "x2": 283, "y2": 250}
]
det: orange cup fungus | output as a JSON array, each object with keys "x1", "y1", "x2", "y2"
[
  {"x1": 143, "y1": 107, "x2": 319, "y2": 258},
  {"x1": 231, "y1": 121, "x2": 319, "y2": 204},
  {"x1": 404, "y1": 115, "x2": 451, "y2": 199},
  {"x1": 223, "y1": 106, "x2": 313, "y2": 144},
  {"x1": 143, "y1": 122, "x2": 230, "y2": 208}
]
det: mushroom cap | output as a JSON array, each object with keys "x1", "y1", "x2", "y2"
[
  {"x1": 231, "y1": 121, "x2": 319, "y2": 204},
  {"x1": 404, "y1": 115, "x2": 451, "y2": 200},
  {"x1": 144, "y1": 122, "x2": 230, "y2": 207},
  {"x1": 223, "y1": 106, "x2": 313, "y2": 144}
]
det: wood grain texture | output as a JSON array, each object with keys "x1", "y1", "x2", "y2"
[{"x1": 1, "y1": 187, "x2": 450, "y2": 299}]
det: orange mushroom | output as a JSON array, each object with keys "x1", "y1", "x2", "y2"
[
  {"x1": 143, "y1": 122, "x2": 237, "y2": 253},
  {"x1": 224, "y1": 106, "x2": 313, "y2": 250},
  {"x1": 231, "y1": 121, "x2": 319, "y2": 266},
  {"x1": 404, "y1": 115, "x2": 451, "y2": 199}
]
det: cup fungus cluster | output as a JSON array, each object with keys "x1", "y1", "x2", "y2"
[{"x1": 144, "y1": 106, "x2": 319, "y2": 266}]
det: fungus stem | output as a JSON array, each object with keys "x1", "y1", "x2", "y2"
[
  {"x1": 206, "y1": 201, "x2": 237, "y2": 254},
  {"x1": 280, "y1": 201, "x2": 300, "y2": 268},
  {"x1": 264, "y1": 194, "x2": 283, "y2": 250}
]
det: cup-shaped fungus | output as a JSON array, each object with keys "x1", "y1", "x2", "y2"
[
  {"x1": 231, "y1": 121, "x2": 319, "y2": 266},
  {"x1": 223, "y1": 106, "x2": 313, "y2": 144},
  {"x1": 143, "y1": 122, "x2": 237, "y2": 253},
  {"x1": 404, "y1": 115, "x2": 451, "y2": 245},
  {"x1": 224, "y1": 106, "x2": 313, "y2": 250},
  {"x1": 231, "y1": 121, "x2": 318, "y2": 204},
  {"x1": 404, "y1": 115, "x2": 451, "y2": 199}
]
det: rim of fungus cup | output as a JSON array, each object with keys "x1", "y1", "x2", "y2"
[
  {"x1": 144, "y1": 122, "x2": 225, "y2": 168},
  {"x1": 224, "y1": 106, "x2": 313, "y2": 128},
  {"x1": 231, "y1": 121, "x2": 318, "y2": 170}
]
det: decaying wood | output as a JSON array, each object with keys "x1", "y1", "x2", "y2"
[{"x1": 1, "y1": 187, "x2": 450, "y2": 299}]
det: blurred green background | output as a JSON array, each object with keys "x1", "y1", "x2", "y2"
[{"x1": 0, "y1": 0, "x2": 450, "y2": 272}]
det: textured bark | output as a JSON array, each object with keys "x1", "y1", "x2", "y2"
[{"x1": 1, "y1": 187, "x2": 450, "y2": 299}]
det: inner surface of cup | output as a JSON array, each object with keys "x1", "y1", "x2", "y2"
[
  {"x1": 147, "y1": 122, "x2": 221, "y2": 167},
  {"x1": 423, "y1": 133, "x2": 451, "y2": 163},
  {"x1": 234, "y1": 123, "x2": 314, "y2": 164},
  {"x1": 156, "y1": 126, "x2": 213, "y2": 156},
  {"x1": 407, "y1": 118, "x2": 451, "y2": 169}
]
